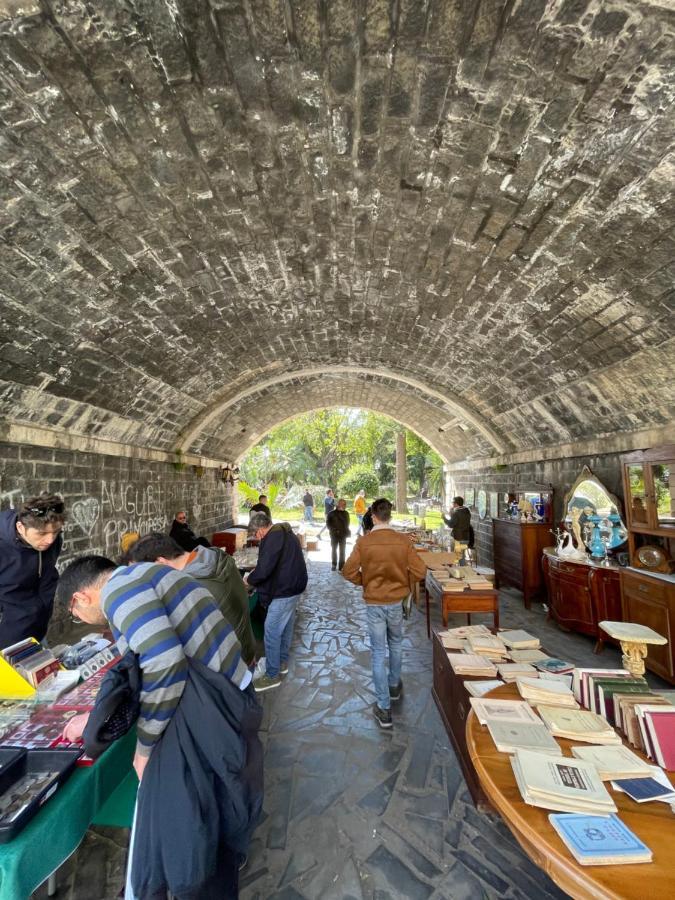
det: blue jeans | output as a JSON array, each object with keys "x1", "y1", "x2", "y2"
[
  {"x1": 264, "y1": 595, "x2": 299, "y2": 677},
  {"x1": 356, "y1": 514, "x2": 364, "y2": 535},
  {"x1": 304, "y1": 505, "x2": 313, "y2": 523},
  {"x1": 366, "y1": 601, "x2": 403, "y2": 711}
]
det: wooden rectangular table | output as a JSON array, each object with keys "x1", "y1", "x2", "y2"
[
  {"x1": 431, "y1": 629, "x2": 492, "y2": 809},
  {"x1": 424, "y1": 570, "x2": 499, "y2": 637}
]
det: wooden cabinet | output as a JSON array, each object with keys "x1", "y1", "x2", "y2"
[
  {"x1": 492, "y1": 519, "x2": 550, "y2": 608},
  {"x1": 621, "y1": 445, "x2": 675, "y2": 571},
  {"x1": 620, "y1": 568, "x2": 675, "y2": 683},
  {"x1": 543, "y1": 549, "x2": 622, "y2": 650}
]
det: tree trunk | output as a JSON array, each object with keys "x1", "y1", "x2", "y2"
[{"x1": 396, "y1": 430, "x2": 408, "y2": 513}]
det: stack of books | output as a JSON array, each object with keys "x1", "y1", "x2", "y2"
[
  {"x1": 549, "y1": 813, "x2": 652, "y2": 865},
  {"x1": 516, "y1": 676, "x2": 578, "y2": 708},
  {"x1": 570, "y1": 745, "x2": 653, "y2": 780},
  {"x1": 511, "y1": 748, "x2": 617, "y2": 814},
  {"x1": 509, "y1": 649, "x2": 549, "y2": 664},
  {"x1": 537, "y1": 705, "x2": 621, "y2": 745},
  {"x1": 499, "y1": 630, "x2": 540, "y2": 650},
  {"x1": 572, "y1": 668, "x2": 629, "y2": 708},
  {"x1": 446, "y1": 653, "x2": 497, "y2": 677},
  {"x1": 443, "y1": 624, "x2": 491, "y2": 639},
  {"x1": 498, "y1": 662, "x2": 537, "y2": 683},
  {"x1": 487, "y1": 720, "x2": 560, "y2": 755},
  {"x1": 467, "y1": 633, "x2": 509, "y2": 661},
  {"x1": 469, "y1": 697, "x2": 540, "y2": 726},
  {"x1": 438, "y1": 634, "x2": 469, "y2": 652}
]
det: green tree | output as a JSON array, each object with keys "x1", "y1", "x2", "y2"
[
  {"x1": 238, "y1": 408, "x2": 442, "y2": 499},
  {"x1": 338, "y1": 464, "x2": 380, "y2": 498}
]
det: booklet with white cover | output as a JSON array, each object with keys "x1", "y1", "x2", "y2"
[
  {"x1": 571, "y1": 745, "x2": 653, "y2": 780},
  {"x1": 511, "y1": 748, "x2": 617, "y2": 814},
  {"x1": 469, "y1": 698, "x2": 541, "y2": 726},
  {"x1": 487, "y1": 721, "x2": 560, "y2": 755}
]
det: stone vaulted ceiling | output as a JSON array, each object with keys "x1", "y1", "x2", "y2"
[{"x1": 0, "y1": 0, "x2": 674, "y2": 464}]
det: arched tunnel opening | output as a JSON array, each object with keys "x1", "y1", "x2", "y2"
[{"x1": 0, "y1": 1, "x2": 674, "y2": 898}]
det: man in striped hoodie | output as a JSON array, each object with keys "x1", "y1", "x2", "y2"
[
  {"x1": 58, "y1": 555, "x2": 251, "y2": 778},
  {"x1": 57, "y1": 555, "x2": 258, "y2": 898}
]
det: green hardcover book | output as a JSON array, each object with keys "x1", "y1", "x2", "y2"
[{"x1": 589, "y1": 677, "x2": 649, "y2": 723}]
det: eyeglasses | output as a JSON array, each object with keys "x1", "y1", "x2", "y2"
[
  {"x1": 68, "y1": 597, "x2": 84, "y2": 624},
  {"x1": 25, "y1": 502, "x2": 65, "y2": 516}
]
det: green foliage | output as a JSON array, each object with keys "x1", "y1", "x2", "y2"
[
  {"x1": 239, "y1": 408, "x2": 443, "y2": 499},
  {"x1": 238, "y1": 480, "x2": 281, "y2": 506},
  {"x1": 337, "y1": 464, "x2": 380, "y2": 498}
]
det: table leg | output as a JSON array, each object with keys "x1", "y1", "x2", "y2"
[
  {"x1": 466, "y1": 613, "x2": 471, "y2": 625},
  {"x1": 48, "y1": 873, "x2": 57, "y2": 897},
  {"x1": 426, "y1": 588, "x2": 431, "y2": 638}
]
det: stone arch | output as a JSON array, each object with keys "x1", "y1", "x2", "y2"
[{"x1": 176, "y1": 366, "x2": 510, "y2": 458}]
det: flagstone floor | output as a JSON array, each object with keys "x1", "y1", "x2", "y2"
[{"x1": 35, "y1": 539, "x2": 665, "y2": 899}]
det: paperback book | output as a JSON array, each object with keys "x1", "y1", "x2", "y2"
[
  {"x1": 570, "y1": 745, "x2": 653, "y2": 780},
  {"x1": 469, "y1": 698, "x2": 540, "y2": 726},
  {"x1": 548, "y1": 813, "x2": 652, "y2": 865},
  {"x1": 511, "y1": 748, "x2": 617, "y2": 814}
]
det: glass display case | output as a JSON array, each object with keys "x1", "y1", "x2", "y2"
[{"x1": 621, "y1": 446, "x2": 675, "y2": 573}]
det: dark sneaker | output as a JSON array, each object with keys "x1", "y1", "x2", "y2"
[
  {"x1": 372, "y1": 703, "x2": 393, "y2": 729},
  {"x1": 253, "y1": 673, "x2": 281, "y2": 693},
  {"x1": 280, "y1": 662, "x2": 289, "y2": 675},
  {"x1": 331, "y1": 565, "x2": 336, "y2": 570},
  {"x1": 389, "y1": 680, "x2": 403, "y2": 701}
]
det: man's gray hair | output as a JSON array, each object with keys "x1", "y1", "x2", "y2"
[{"x1": 249, "y1": 510, "x2": 272, "y2": 532}]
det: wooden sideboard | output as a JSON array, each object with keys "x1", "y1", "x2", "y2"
[
  {"x1": 542, "y1": 548, "x2": 622, "y2": 652},
  {"x1": 620, "y1": 568, "x2": 675, "y2": 684},
  {"x1": 492, "y1": 518, "x2": 550, "y2": 608}
]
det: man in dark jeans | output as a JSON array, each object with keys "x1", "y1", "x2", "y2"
[
  {"x1": 317, "y1": 489, "x2": 336, "y2": 540},
  {"x1": 326, "y1": 498, "x2": 350, "y2": 571},
  {"x1": 246, "y1": 512, "x2": 308, "y2": 693}
]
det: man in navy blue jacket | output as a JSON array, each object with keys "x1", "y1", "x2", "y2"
[
  {"x1": 246, "y1": 512, "x2": 307, "y2": 693},
  {"x1": 0, "y1": 494, "x2": 65, "y2": 648}
]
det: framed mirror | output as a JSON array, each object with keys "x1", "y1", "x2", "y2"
[
  {"x1": 464, "y1": 488, "x2": 475, "y2": 508},
  {"x1": 477, "y1": 490, "x2": 487, "y2": 519},
  {"x1": 563, "y1": 466, "x2": 627, "y2": 553},
  {"x1": 489, "y1": 491, "x2": 499, "y2": 518}
]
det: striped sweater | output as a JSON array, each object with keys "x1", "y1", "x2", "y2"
[{"x1": 102, "y1": 562, "x2": 250, "y2": 756}]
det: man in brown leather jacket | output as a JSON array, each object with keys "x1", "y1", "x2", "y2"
[{"x1": 342, "y1": 498, "x2": 426, "y2": 729}]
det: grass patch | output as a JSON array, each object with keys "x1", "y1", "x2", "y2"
[{"x1": 239, "y1": 504, "x2": 444, "y2": 530}]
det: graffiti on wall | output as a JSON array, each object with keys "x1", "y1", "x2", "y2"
[{"x1": 1, "y1": 478, "x2": 221, "y2": 559}]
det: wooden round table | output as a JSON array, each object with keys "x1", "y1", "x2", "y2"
[{"x1": 466, "y1": 684, "x2": 675, "y2": 900}]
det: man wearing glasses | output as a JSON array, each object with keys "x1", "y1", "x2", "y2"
[{"x1": 0, "y1": 493, "x2": 66, "y2": 648}]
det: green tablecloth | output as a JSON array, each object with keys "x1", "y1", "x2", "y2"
[{"x1": 0, "y1": 731, "x2": 137, "y2": 900}]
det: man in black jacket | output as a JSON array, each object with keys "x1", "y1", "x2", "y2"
[
  {"x1": 0, "y1": 493, "x2": 65, "y2": 648},
  {"x1": 442, "y1": 496, "x2": 471, "y2": 543},
  {"x1": 246, "y1": 512, "x2": 307, "y2": 693},
  {"x1": 169, "y1": 510, "x2": 210, "y2": 551},
  {"x1": 249, "y1": 494, "x2": 271, "y2": 518},
  {"x1": 326, "y1": 498, "x2": 350, "y2": 571}
]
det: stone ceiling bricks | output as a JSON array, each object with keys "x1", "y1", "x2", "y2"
[{"x1": 0, "y1": 0, "x2": 673, "y2": 463}]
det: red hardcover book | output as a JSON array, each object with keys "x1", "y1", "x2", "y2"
[{"x1": 644, "y1": 710, "x2": 675, "y2": 770}]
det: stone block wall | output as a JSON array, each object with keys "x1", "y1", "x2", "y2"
[
  {"x1": 446, "y1": 452, "x2": 626, "y2": 569},
  {"x1": 0, "y1": 441, "x2": 234, "y2": 638}
]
